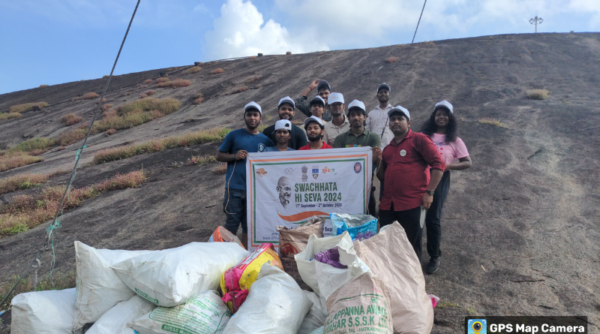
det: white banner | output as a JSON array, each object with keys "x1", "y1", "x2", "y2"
[{"x1": 246, "y1": 147, "x2": 373, "y2": 250}]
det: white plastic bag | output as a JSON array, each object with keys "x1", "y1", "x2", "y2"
[
  {"x1": 298, "y1": 291, "x2": 328, "y2": 334},
  {"x1": 295, "y1": 232, "x2": 370, "y2": 300},
  {"x1": 73, "y1": 241, "x2": 153, "y2": 331},
  {"x1": 223, "y1": 264, "x2": 311, "y2": 334},
  {"x1": 86, "y1": 295, "x2": 155, "y2": 334},
  {"x1": 112, "y1": 242, "x2": 248, "y2": 307},
  {"x1": 11, "y1": 288, "x2": 76, "y2": 334},
  {"x1": 130, "y1": 291, "x2": 231, "y2": 334},
  {"x1": 353, "y1": 222, "x2": 434, "y2": 334}
]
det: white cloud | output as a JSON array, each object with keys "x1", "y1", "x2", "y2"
[{"x1": 203, "y1": 0, "x2": 329, "y2": 60}]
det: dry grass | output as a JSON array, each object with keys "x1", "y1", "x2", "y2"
[
  {"x1": 155, "y1": 77, "x2": 170, "y2": 84},
  {"x1": 39, "y1": 84, "x2": 49, "y2": 88},
  {"x1": 8, "y1": 138, "x2": 55, "y2": 154},
  {"x1": 156, "y1": 78, "x2": 191, "y2": 88},
  {"x1": 230, "y1": 86, "x2": 248, "y2": 94},
  {"x1": 385, "y1": 56, "x2": 399, "y2": 63},
  {"x1": 183, "y1": 66, "x2": 202, "y2": 74},
  {"x1": 0, "y1": 112, "x2": 22, "y2": 120},
  {"x1": 92, "y1": 127, "x2": 231, "y2": 164},
  {"x1": 102, "y1": 104, "x2": 113, "y2": 112},
  {"x1": 186, "y1": 155, "x2": 217, "y2": 166},
  {"x1": 117, "y1": 97, "x2": 180, "y2": 116},
  {"x1": 61, "y1": 113, "x2": 83, "y2": 126},
  {"x1": 0, "y1": 271, "x2": 76, "y2": 309},
  {"x1": 527, "y1": 89, "x2": 549, "y2": 100},
  {"x1": 83, "y1": 92, "x2": 99, "y2": 99},
  {"x1": 0, "y1": 173, "x2": 49, "y2": 195},
  {"x1": 9, "y1": 102, "x2": 48, "y2": 114},
  {"x1": 210, "y1": 68, "x2": 224, "y2": 74},
  {"x1": 143, "y1": 79, "x2": 153, "y2": 84},
  {"x1": 56, "y1": 128, "x2": 87, "y2": 146},
  {"x1": 192, "y1": 94, "x2": 204, "y2": 105},
  {"x1": 479, "y1": 118, "x2": 505, "y2": 128},
  {"x1": 213, "y1": 163, "x2": 227, "y2": 175},
  {"x1": 0, "y1": 153, "x2": 44, "y2": 172},
  {"x1": 105, "y1": 128, "x2": 116, "y2": 136},
  {"x1": 0, "y1": 170, "x2": 146, "y2": 237},
  {"x1": 246, "y1": 75, "x2": 263, "y2": 83},
  {"x1": 145, "y1": 90, "x2": 155, "y2": 96}
]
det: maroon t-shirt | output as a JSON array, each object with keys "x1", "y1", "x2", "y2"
[{"x1": 380, "y1": 130, "x2": 445, "y2": 211}]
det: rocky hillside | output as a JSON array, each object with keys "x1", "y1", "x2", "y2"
[{"x1": 1, "y1": 33, "x2": 599, "y2": 333}]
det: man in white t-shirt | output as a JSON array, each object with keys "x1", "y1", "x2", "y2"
[{"x1": 366, "y1": 83, "x2": 394, "y2": 150}]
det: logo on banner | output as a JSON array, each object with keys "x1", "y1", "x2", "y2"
[
  {"x1": 322, "y1": 167, "x2": 333, "y2": 174},
  {"x1": 284, "y1": 168, "x2": 295, "y2": 175},
  {"x1": 301, "y1": 166, "x2": 308, "y2": 182},
  {"x1": 312, "y1": 166, "x2": 319, "y2": 179},
  {"x1": 354, "y1": 162, "x2": 362, "y2": 173}
]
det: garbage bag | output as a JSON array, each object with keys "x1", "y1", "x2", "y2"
[
  {"x1": 330, "y1": 213, "x2": 377, "y2": 241},
  {"x1": 298, "y1": 291, "x2": 327, "y2": 334},
  {"x1": 209, "y1": 226, "x2": 245, "y2": 249},
  {"x1": 353, "y1": 222, "x2": 433, "y2": 334},
  {"x1": 277, "y1": 216, "x2": 325, "y2": 290},
  {"x1": 11, "y1": 288, "x2": 76, "y2": 334},
  {"x1": 73, "y1": 241, "x2": 154, "y2": 331},
  {"x1": 86, "y1": 295, "x2": 155, "y2": 334},
  {"x1": 223, "y1": 264, "x2": 311, "y2": 334},
  {"x1": 295, "y1": 232, "x2": 370, "y2": 300},
  {"x1": 323, "y1": 272, "x2": 393, "y2": 334},
  {"x1": 112, "y1": 242, "x2": 248, "y2": 307},
  {"x1": 130, "y1": 291, "x2": 231, "y2": 334},
  {"x1": 220, "y1": 243, "x2": 283, "y2": 313}
]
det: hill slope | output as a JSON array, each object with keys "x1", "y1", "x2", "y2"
[{"x1": 1, "y1": 33, "x2": 599, "y2": 333}]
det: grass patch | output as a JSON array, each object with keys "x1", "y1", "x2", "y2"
[
  {"x1": 213, "y1": 163, "x2": 227, "y2": 175},
  {"x1": 436, "y1": 301, "x2": 460, "y2": 309},
  {"x1": 183, "y1": 66, "x2": 202, "y2": 74},
  {"x1": 0, "y1": 173, "x2": 49, "y2": 195},
  {"x1": 61, "y1": 113, "x2": 83, "y2": 126},
  {"x1": 117, "y1": 97, "x2": 180, "y2": 116},
  {"x1": 192, "y1": 94, "x2": 204, "y2": 105},
  {"x1": 102, "y1": 103, "x2": 113, "y2": 112},
  {"x1": 210, "y1": 68, "x2": 224, "y2": 74},
  {"x1": 527, "y1": 89, "x2": 549, "y2": 100},
  {"x1": 9, "y1": 102, "x2": 48, "y2": 114},
  {"x1": 105, "y1": 128, "x2": 116, "y2": 136},
  {"x1": 39, "y1": 84, "x2": 49, "y2": 88},
  {"x1": 0, "y1": 170, "x2": 146, "y2": 237},
  {"x1": 0, "y1": 112, "x2": 22, "y2": 120},
  {"x1": 0, "y1": 153, "x2": 44, "y2": 172},
  {"x1": 230, "y1": 86, "x2": 248, "y2": 94},
  {"x1": 385, "y1": 56, "x2": 399, "y2": 63},
  {"x1": 143, "y1": 79, "x2": 152, "y2": 84},
  {"x1": 155, "y1": 77, "x2": 169, "y2": 84},
  {"x1": 83, "y1": 92, "x2": 99, "y2": 99},
  {"x1": 92, "y1": 128, "x2": 231, "y2": 164},
  {"x1": 0, "y1": 271, "x2": 76, "y2": 309},
  {"x1": 156, "y1": 78, "x2": 191, "y2": 88},
  {"x1": 479, "y1": 118, "x2": 505, "y2": 128},
  {"x1": 8, "y1": 138, "x2": 55, "y2": 154},
  {"x1": 140, "y1": 90, "x2": 156, "y2": 98},
  {"x1": 186, "y1": 155, "x2": 217, "y2": 166}
]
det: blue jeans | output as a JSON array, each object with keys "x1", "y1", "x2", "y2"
[{"x1": 223, "y1": 188, "x2": 247, "y2": 234}]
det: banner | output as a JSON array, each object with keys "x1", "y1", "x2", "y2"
[{"x1": 246, "y1": 147, "x2": 373, "y2": 250}]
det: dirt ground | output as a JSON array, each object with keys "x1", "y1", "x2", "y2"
[{"x1": 1, "y1": 33, "x2": 599, "y2": 333}]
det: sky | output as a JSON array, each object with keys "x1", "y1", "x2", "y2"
[{"x1": 0, "y1": 0, "x2": 598, "y2": 94}]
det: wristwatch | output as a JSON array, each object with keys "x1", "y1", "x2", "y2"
[{"x1": 425, "y1": 190, "x2": 435, "y2": 196}]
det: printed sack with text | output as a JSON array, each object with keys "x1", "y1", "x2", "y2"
[
  {"x1": 209, "y1": 226, "x2": 245, "y2": 249},
  {"x1": 112, "y1": 242, "x2": 248, "y2": 307},
  {"x1": 220, "y1": 243, "x2": 283, "y2": 312},
  {"x1": 86, "y1": 295, "x2": 155, "y2": 334}
]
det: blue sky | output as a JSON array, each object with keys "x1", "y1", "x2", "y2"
[{"x1": 1, "y1": 0, "x2": 598, "y2": 94}]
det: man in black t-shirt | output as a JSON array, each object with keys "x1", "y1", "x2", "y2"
[{"x1": 262, "y1": 96, "x2": 308, "y2": 150}]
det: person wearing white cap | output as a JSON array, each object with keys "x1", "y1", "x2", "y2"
[
  {"x1": 377, "y1": 105, "x2": 446, "y2": 261},
  {"x1": 308, "y1": 95, "x2": 326, "y2": 120},
  {"x1": 366, "y1": 83, "x2": 394, "y2": 150},
  {"x1": 322, "y1": 92, "x2": 350, "y2": 146},
  {"x1": 262, "y1": 96, "x2": 308, "y2": 150},
  {"x1": 264, "y1": 119, "x2": 295, "y2": 152},
  {"x1": 216, "y1": 101, "x2": 274, "y2": 248},
  {"x1": 298, "y1": 116, "x2": 333, "y2": 150},
  {"x1": 294, "y1": 79, "x2": 333, "y2": 121},
  {"x1": 420, "y1": 100, "x2": 472, "y2": 274}
]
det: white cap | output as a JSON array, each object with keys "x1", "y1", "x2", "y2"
[
  {"x1": 304, "y1": 115, "x2": 324, "y2": 128},
  {"x1": 244, "y1": 101, "x2": 262, "y2": 114},
  {"x1": 434, "y1": 100, "x2": 453, "y2": 113},
  {"x1": 274, "y1": 119, "x2": 292, "y2": 132},
  {"x1": 388, "y1": 105, "x2": 410, "y2": 120},
  {"x1": 278, "y1": 96, "x2": 295, "y2": 109},
  {"x1": 347, "y1": 100, "x2": 366, "y2": 114},
  {"x1": 328, "y1": 92, "x2": 344, "y2": 105}
]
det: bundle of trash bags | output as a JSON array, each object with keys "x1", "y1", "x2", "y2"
[{"x1": 10, "y1": 214, "x2": 436, "y2": 334}]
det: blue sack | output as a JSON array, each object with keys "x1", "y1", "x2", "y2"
[{"x1": 330, "y1": 213, "x2": 378, "y2": 241}]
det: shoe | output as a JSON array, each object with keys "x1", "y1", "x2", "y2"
[{"x1": 425, "y1": 257, "x2": 440, "y2": 275}]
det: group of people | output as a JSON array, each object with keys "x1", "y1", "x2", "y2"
[{"x1": 216, "y1": 79, "x2": 472, "y2": 275}]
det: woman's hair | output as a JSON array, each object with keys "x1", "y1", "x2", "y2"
[{"x1": 421, "y1": 107, "x2": 458, "y2": 143}]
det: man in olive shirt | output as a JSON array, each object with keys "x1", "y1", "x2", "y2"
[{"x1": 333, "y1": 99, "x2": 382, "y2": 215}]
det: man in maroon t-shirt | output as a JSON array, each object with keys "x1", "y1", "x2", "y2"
[
  {"x1": 298, "y1": 116, "x2": 333, "y2": 150},
  {"x1": 377, "y1": 106, "x2": 445, "y2": 260}
]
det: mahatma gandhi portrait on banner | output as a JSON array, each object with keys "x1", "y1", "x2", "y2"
[{"x1": 276, "y1": 176, "x2": 293, "y2": 209}]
